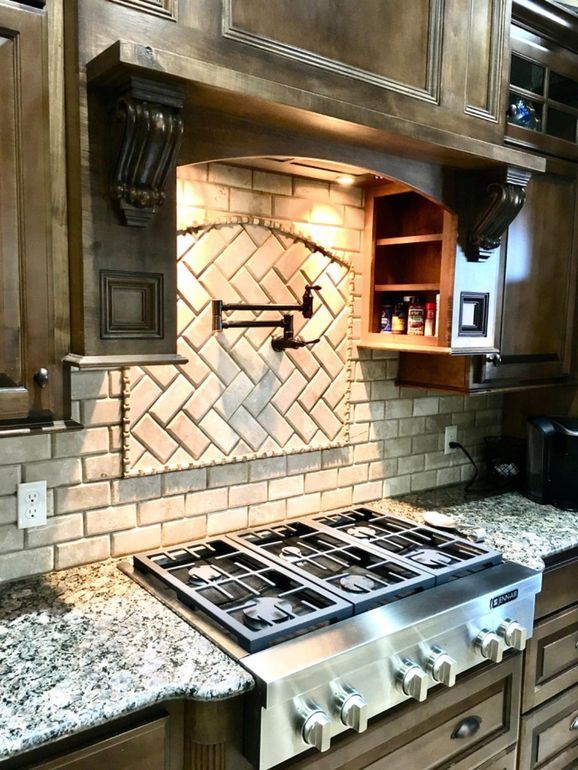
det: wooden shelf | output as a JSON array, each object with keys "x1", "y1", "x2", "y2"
[
  {"x1": 375, "y1": 234, "x2": 444, "y2": 246},
  {"x1": 374, "y1": 283, "x2": 440, "y2": 292}
]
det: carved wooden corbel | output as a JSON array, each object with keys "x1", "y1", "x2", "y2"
[
  {"x1": 110, "y1": 77, "x2": 184, "y2": 227},
  {"x1": 468, "y1": 167, "x2": 532, "y2": 261}
]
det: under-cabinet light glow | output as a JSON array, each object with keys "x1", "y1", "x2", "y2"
[{"x1": 335, "y1": 174, "x2": 355, "y2": 186}]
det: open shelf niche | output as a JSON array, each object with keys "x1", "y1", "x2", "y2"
[{"x1": 361, "y1": 183, "x2": 457, "y2": 353}]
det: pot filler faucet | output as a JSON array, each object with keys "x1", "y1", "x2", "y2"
[{"x1": 212, "y1": 285, "x2": 321, "y2": 351}]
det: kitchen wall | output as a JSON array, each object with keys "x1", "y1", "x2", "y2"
[{"x1": 0, "y1": 163, "x2": 503, "y2": 583}]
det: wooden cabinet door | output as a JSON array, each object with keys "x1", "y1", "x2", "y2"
[
  {"x1": 28, "y1": 717, "x2": 170, "y2": 770},
  {"x1": 0, "y1": 1, "x2": 60, "y2": 426},
  {"x1": 476, "y1": 162, "x2": 578, "y2": 388}
]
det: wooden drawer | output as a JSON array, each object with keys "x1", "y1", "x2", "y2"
[
  {"x1": 519, "y1": 683, "x2": 578, "y2": 770},
  {"x1": 477, "y1": 745, "x2": 517, "y2": 770},
  {"x1": 536, "y1": 556, "x2": 578, "y2": 621},
  {"x1": 523, "y1": 605, "x2": 578, "y2": 713},
  {"x1": 534, "y1": 742, "x2": 578, "y2": 770},
  {"x1": 28, "y1": 717, "x2": 169, "y2": 770},
  {"x1": 283, "y1": 656, "x2": 522, "y2": 770}
]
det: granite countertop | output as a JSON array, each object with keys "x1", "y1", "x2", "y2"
[
  {"x1": 374, "y1": 487, "x2": 578, "y2": 571},
  {"x1": 0, "y1": 559, "x2": 254, "y2": 762}
]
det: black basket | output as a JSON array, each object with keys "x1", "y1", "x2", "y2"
[{"x1": 484, "y1": 435, "x2": 527, "y2": 490}]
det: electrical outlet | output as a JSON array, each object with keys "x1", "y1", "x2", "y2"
[
  {"x1": 444, "y1": 425, "x2": 458, "y2": 455},
  {"x1": 17, "y1": 480, "x2": 47, "y2": 529}
]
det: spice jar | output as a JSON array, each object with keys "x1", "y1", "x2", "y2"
[
  {"x1": 424, "y1": 301, "x2": 436, "y2": 336},
  {"x1": 380, "y1": 303, "x2": 394, "y2": 333},
  {"x1": 392, "y1": 301, "x2": 407, "y2": 334},
  {"x1": 407, "y1": 297, "x2": 426, "y2": 336}
]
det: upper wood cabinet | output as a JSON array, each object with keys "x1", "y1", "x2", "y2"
[
  {"x1": 0, "y1": 1, "x2": 70, "y2": 431},
  {"x1": 219, "y1": 0, "x2": 511, "y2": 143},
  {"x1": 398, "y1": 159, "x2": 578, "y2": 392}
]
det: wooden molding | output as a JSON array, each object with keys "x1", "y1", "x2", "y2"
[
  {"x1": 221, "y1": 0, "x2": 444, "y2": 104},
  {"x1": 469, "y1": 168, "x2": 532, "y2": 261},
  {"x1": 464, "y1": 0, "x2": 507, "y2": 123},
  {"x1": 106, "y1": 0, "x2": 178, "y2": 21},
  {"x1": 109, "y1": 77, "x2": 184, "y2": 227},
  {"x1": 63, "y1": 353, "x2": 188, "y2": 369},
  {"x1": 100, "y1": 269, "x2": 163, "y2": 339}
]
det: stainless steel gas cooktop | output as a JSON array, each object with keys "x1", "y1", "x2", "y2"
[{"x1": 126, "y1": 504, "x2": 542, "y2": 770}]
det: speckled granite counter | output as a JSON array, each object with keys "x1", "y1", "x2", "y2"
[
  {"x1": 374, "y1": 487, "x2": 578, "y2": 571},
  {"x1": 0, "y1": 559, "x2": 254, "y2": 762}
]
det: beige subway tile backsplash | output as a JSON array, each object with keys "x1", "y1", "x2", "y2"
[{"x1": 0, "y1": 163, "x2": 503, "y2": 581}]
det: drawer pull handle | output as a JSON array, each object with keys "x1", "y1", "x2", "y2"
[
  {"x1": 451, "y1": 715, "x2": 482, "y2": 740},
  {"x1": 571, "y1": 717, "x2": 578, "y2": 731}
]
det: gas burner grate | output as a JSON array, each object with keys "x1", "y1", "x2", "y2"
[
  {"x1": 133, "y1": 538, "x2": 351, "y2": 652},
  {"x1": 231, "y1": 521, "x2": 435, "y2": 612},
  {"x1": 312, "y1": 507, "x2": 501, "y2": 582}
]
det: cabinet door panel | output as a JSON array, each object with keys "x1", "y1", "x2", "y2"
[
  {"x1": 0, "y1": 2, "x2": 57, "y2": 424},
  {"x1": 480, "y1": 167, "x2": 578, "y2": 387},
  {"x1": 28, "y1": 717, "x2": 169, "y2": 770},
  {"x1": 0, "y1": 22, "x2": 28, "y2": 418}
]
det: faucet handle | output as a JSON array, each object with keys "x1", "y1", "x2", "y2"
[{"x1": 302, "y1": 285, "x2": 321, "y2": 318}]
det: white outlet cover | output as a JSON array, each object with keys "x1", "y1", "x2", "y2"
[
  {"x1": 17, "y1": 480, "x2": 48, "y2": 529},
  {"x1": 444, "y1": 425, "x2": 458, "y2": 455}
]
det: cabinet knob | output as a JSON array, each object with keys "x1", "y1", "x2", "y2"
[
  {"x1": 485, "y1": 353, "x2": 502, "y2": 367},
  {"x1": 451, "y1": 715, "x2": 482, "y2": 740},
  {"x1": 340, "y1": 693, "x2": 368, "y2": 733},
  {"x1": 34, "y1": 368, "x2": 49, "y2": 389},
  {"x1": 570, "y1": 716, "x2": 578, "y2": 732},
  {"x1": 474, "y1": 630, "x2": 505, "y2": 663},
  {"x1": 302, "y1": 710, "x2": 332, "y2": 753},
  {"x1": 498, "y1": 618, "x2": 528, "y2": 651},
  {"x1": 426, "y1": 647, "x2": 457, "y2": 687},
  {"x1": 397, "y1": 660, "x2": 428, "y2": 702}
]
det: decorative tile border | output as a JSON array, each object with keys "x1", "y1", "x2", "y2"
[{"x1": 122, "y1": 217, "x2": 353, "y2": 477}]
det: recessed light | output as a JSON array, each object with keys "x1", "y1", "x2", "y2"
[{"x1": 335, "y1": 174, "x2": 355, "y2": 186}]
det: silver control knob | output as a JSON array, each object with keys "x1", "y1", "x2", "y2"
[
  {"x1": 475, "y1": 629, "x2": 506, "y2": 663},
  {"x1": 498, "y1": 618, "x2": 528, "y2": 651},
  {"x1": 340, "y1": 693, "x2": 368, "y2": 733},
  {"x1": 426, "y1": 647, "x2": 457, "y2": 687},
  {"x1": 302, "y1": 710, "x2": 332, "y2": 752},
  {"x1": 397, "y1": 660, "x2": 428, "y2": 701}
]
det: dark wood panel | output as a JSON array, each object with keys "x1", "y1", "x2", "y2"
[
  {"x1": 522, "y1": 604, "x2": 578, "y2": 713},
  {"x1": 28, "y1": 718, "x2": 169, "y2": 770},
  {"x1": 224, "y1": 0, "x2": 442, "y2": 101},
  {"x1": 464, "y1": 0, "x2": 508, "y2": 122},
  {"x1": 535, "y1": 556, "x2": 578, "y2": 620},
  {"x1": 100, "y1": 270, "x2": 163, "y2": 339},
  {"x1": 519, "y1": 682, "x2": 578, "y2": 770},
  {"x1": 0, "y1": 0, "x2": 67, "y2": 424}
]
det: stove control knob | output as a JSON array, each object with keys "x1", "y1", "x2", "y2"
[
  {"x1": 302, "y1": 710, "x2": 332, "y2": 753},
  {"x1": 475, "y1": 629, "x2": 506, "y2": 663},
  {"x1": 341, "y1": 693, "x2": 368, "y2": 733},
  {"x1": 397, "y1": 660, "x2": 428, "y2": 702},
  {"x1": 426, "y1": 647, "x2": 457, "y2": 687},
  {"x1": 497, "y1": 618, "x2": 528, "y2": 651}
]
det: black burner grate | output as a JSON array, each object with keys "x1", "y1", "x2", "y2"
[
  {"x1": 133, "y1": 538, "x2": 351, "y2": 652},
  {"x1": 312, "y1": 507, "x2": 501, "y2": 582},
  {"x1": 231, "y1": 521, "x2": 435, "y2": 612}
]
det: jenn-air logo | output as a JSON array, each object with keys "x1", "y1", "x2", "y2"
[{"x1": 490, "y1": 589, "x2": 518, "y2": 609}]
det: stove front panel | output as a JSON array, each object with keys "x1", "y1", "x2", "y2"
[{"x1": 242, "y1": 562, "x2": 542, "y2": 770}]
